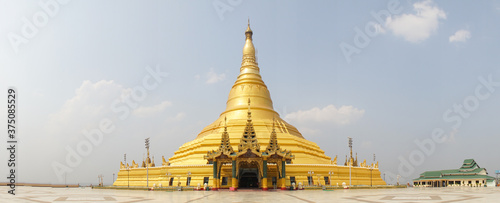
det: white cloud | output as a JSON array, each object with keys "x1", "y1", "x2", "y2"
[
  {"x1": 167, "y1": 112, "x2": 186, "y2": 122},
  {"x1": 40, "y1": 80, "x2": 181, "y2": 185},
  {"x1": 384, "y1": 0, "x2": 446, "y2": 43},
  {"x1": 284, "y1": 104, "x2": 365, "y2": 126},
  {"x1": 206, "y1": 68, "x2": 225, "y2": 84},
  {"x1": 133, "y1": 100, "x2": 172, "y2": 117},
  {"x1": 47, "y1": 80, "x2": 131, "y2": 132},
  {"x1": 449, "y1": 29, "x2": 471, "y2": 43},
  {"x1": 40, "y1": 80, "x2": 132, "y2": 183}
]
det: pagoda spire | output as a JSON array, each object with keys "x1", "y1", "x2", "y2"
[
  {"x1": 193, "y1": 22, "x2": 307, "y2": 141},
  {"x1": 354, "y1": 153, "x2": 358, "y2": 167},
  {"x1": 204, "y1": 116, "x2": 235, "y2": 161},
  {"x1": 265, "y1": 117, "x2": 280, "y2": 154},
  {"x1": 218, "y1": 22, "x2": 278, "y2": 122},
  {"x1": 219, "y1": 116, "x2": 234, "y2": 154},
  {"x1": 238, "y1": 98, "x2": 260, "y2": 152}
]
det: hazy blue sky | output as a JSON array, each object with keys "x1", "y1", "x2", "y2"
[{"x1": 1, "y1": 0, "x2": 500, "y2": 186}]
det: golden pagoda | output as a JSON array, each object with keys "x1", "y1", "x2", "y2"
[{"x1": 113, "y1": 22, "x2": 386, "y2": 189}]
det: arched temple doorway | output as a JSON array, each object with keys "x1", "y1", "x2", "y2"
[{"x1": 238, "y1": 161, "x2": 260, "y2": 188}]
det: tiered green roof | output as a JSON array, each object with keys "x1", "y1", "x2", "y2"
[
  {"x1": 459, "y1": 159, "x2": 479, "y2": 171},
  {"x1": 413, "y1": 159, "x2": 494, "y2": 181}
]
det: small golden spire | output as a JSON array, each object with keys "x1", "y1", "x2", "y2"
[{"x1": 265, "y1": 115, "x2": 280, "y2": 154}]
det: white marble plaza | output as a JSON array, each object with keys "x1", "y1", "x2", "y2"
[{"x1": 1, "y1": 186, "x2": 499, "y2": 202}]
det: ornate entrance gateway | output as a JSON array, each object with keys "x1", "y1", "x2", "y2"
[
  {"x1": 205, "y1": 99, "x2": 293, "y2": 190},
  {"x1": 238, "y1": 166, "x2": 259, "y2": 188}
]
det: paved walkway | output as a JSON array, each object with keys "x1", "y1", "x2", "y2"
[{"x1": 1, "y1": 186, "x2": 499, "y2": 202}]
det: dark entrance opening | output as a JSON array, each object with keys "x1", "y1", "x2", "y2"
[{"x1": 239, "y1": 168, "x2": 259, "y2": 188}]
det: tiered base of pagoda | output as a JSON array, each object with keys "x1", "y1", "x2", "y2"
[{"x1": 112, "y1": 164, "x2": 386, "y2": 188}]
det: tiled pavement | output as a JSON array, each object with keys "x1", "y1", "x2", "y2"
[{"x1": 1, "y1": 186, "x2": 499, "y2": 202}]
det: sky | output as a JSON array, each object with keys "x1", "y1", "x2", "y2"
[{"x1": 1, "y1": 0, "x2": 500, "y2": 186}]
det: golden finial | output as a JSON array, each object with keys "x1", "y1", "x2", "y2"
[
  {"x1": 243, "y1": 20, "x2": 255, "y2": 57},
  {"x1": 245, "y1": 19, "x2": 253, "y2": 35}
]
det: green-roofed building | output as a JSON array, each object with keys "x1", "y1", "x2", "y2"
[{"x1": 413, "y1": 159, "x2": 495, "y2": 187}]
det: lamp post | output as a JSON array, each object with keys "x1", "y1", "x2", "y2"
[
  {"x1": 328, "y1": 171, "x2": 334, "y2": 186},
  {"x1": 98, "y1": 175, "x2": 103, "y2": 187},
  {"x1": 348, "y1": 137, "x2": 352, "y2": 187},
  {"x1": 397, "y1": 175, "x2": 401, "y2": 186},
  {"x1": 113, "y1": 173, "x2": 115, "y2": 185},
  {"x1": 145, "y1": 138, "x2": 150, "y2": 188},
  {"x1": 308, "y1": 171, "x2": 314, "y2": 186},
  {"x1": 187, "y1": 171, "x2": 191, "y2": 186},
  {"x1": 372, "y1": 153, "x2": 375, "y2": 187}
]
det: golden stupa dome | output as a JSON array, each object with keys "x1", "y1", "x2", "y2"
[{"x1": 168, "y1": 22, "x2": 331, "y2": 165}]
